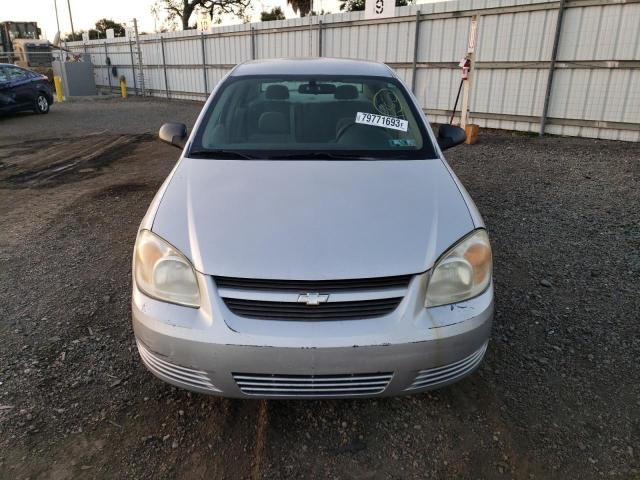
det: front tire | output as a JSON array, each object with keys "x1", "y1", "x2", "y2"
[{"x1": 34, "y1": 94, "x2": 50, "y2": 114}]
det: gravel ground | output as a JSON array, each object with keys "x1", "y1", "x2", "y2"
[
  {"x1": 0, "y1": 98, "x2": 638, "y2": 479},
  {"x1": 0, "y1": 97, "x2": 202, "y2": 147}
]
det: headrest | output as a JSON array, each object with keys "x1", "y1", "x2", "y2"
[
  {"x1": 334, "y1": 85, "x2": 359, "y2": 100},
  {"x1": 265, "y1": 84, "x2": 289, "y2": 100},
  {"x1": 258, "y1": 111, "x2": 288, "y2": 134}
]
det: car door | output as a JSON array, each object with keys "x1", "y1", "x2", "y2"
[
  {"x1": 3, "y1": 66, "x2": 34, "y2": 109},
  {"x1": 0, "y1": 66, "x2": 15, "y2": 112}
]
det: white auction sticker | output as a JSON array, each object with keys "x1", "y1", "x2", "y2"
[{"x1": 355, "y1": 112, "x2": 408, "y2": 132}]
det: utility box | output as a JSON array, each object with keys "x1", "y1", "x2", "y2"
[{"x1": 52, "y1": 57, "x2": 97, "y2": 97}]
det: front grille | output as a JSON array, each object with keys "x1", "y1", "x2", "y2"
[
  {"x1": 222, "y1": 297, "x2": 403, "y2": 320},
  {"x1": 405, "y1": 342, "x2": 488, "y2": 391},
  {"x1": 233, "y1": 372, "x2": 393, "y2": 396},
  {"x1": 214, "y1": 274, "x2": 412, "y2": 292},
  {"x1": 136, "y1": 340, "x2": 220, "y2": 392}
]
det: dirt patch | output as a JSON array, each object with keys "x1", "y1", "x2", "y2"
[
  {"x1": 0, "y1": 134, "x2": 153, "y2": 188},
  {"x1": 91, "y1": 182, "x2": 155, "y2": 198}
]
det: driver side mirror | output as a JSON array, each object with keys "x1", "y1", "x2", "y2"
[
  {"x1": 437, "y1": 124, "x2": 467, "y2": 150},
  {"x1": 159, "y1": 122, "x2": 187, "y2": 149}
]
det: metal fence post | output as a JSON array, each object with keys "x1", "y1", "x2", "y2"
[
  {"x1": 104, "y1": 41, "x2": 112, "y2": 91},
  {"x1": 133, "y1": 18, "x2": 146, "y2": 97},
  {"x1": 201, "y1": 32, "x2": 208, "y2": 97},
  {"x1": 160, "y1": 36, "x2": 169, "y2": 99},
  {"x1": 318, "y1": 20, "x2": 323, "y2": 57},
  {"x1": 250, "y1": 27, "x2": 256, "y2": 60},
  {"x1": 308, "y1": 12, "x2": 313, "y2": 57},
  {"x1": 539, "y1": 0, "x2": 566, "y2": 136},
  {"x1": 128, "y1": 38, "x2": 138, "y2": 95},
  {"x1": 411, "y1": 9, "x2": 421, "y2": 93}
]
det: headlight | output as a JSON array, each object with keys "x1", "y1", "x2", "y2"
[
  {"x1": 425, "y1": 229, "x2": 492, "y2": 308},
  {"x1": 134, "y1": 230, "x2": 200, "y2": 308}
]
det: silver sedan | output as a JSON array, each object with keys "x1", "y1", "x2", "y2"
[{"x1": 132, "y1": 58, "x2": 493, "y2": 398}]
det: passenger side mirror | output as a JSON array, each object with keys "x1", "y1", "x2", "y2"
[
  {"x1": 437, "y1": 124, "x2": 467, "y2": 150},
  {"x1": 159, "y1": 122, "x2": 188, "y2": 149}
]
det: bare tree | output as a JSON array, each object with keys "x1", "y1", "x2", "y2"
[{"x1": 154, "y1": 0, "x2": 251, "y2": 30}]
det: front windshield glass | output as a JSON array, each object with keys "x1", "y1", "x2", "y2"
[{"x1": 190, "y1": 75, "x2": 436, "y2": 159}]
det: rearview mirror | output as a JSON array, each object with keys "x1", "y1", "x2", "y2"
[
  {"x1": 437, "y1": 124, "x2": 467, "y2": 150},
  {"x1": 159, "y1": 122, "x2": 187, "y2": 149},
  {"x1": 298, "y1": 83, "x2": 337, "y2": 95}
]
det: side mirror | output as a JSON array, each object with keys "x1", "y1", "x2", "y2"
[
  {"x1": 159, "y1": 122, "x2": 187, "y2": 149},
  {"x1": 437, "y1": 124, "x2": 467, "y2": 150}
]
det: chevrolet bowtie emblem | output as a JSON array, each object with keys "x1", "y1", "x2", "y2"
[{"x1": 297, "y1": 293, "x2": 329, "y2": 306}]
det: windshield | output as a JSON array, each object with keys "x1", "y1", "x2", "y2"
[{"x1": 190, "y1": 75, "x2": 436, "y2": 159}]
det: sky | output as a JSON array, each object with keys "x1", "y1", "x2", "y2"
[{"x1": 2, "y1": 0, "x2": 346, "y2": 41}]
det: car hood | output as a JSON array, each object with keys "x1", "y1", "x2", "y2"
[{"x1": 152, "y1": 158, "x2": 473, "y2": 279}]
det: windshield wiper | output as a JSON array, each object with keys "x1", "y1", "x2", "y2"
[
  {"x1": 189, "y1": 149, "x2": 260, "y2": 160},
  {"x1": 267, "y1": 152, "x2": 375, "y2": 160}
]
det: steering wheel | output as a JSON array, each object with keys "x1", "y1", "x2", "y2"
[
  {"x1": 335, "y1": 121, "x2": 392, "y2": 147},
  {"x1": 335, "y1": 121, "x2": 359, "y2": 141}
]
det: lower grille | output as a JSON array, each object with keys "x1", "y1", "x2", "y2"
[
  {"x1": 136, "y1": 340, "x2": 219, "y2": 392},
  {"x1": 233, "y1": 372, "x2": 393, "y2": 396},
  {"x1": 222, "y1": 297, "x2": 403, "y2": 320},
  {"x1": 405, "y1": 342, "x2": 488, "y2": 391}
]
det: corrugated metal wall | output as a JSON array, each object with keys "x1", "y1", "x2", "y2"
[{"x1": 70, "y1": 0, "x2": 640, "y2": 141}]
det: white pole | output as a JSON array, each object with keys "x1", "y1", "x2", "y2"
[
  {"x1": 53, "y1": 0, "x2": 63, "y2": 59},
  {"x1": 460, "y1": 15, "x2": 478, "y2": 129}
]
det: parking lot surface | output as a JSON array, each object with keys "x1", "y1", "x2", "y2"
[{"x1": 1, "y1": 98, "x2": 638, "y2": 479}]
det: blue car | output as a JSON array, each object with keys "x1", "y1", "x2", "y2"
[{"x1": 0, "y1": 63, "x2": 53, "y2": 115}]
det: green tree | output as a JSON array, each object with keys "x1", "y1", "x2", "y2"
[
  {"x1": 63, "y1": 28, "x2": 102, "y2": 41},
  {"x1": 154, "y1": 0, "x2": 251, "y2": 30},
  {"x1": 339, "y1": 0, "x2": 407, "y2": 11},
  {"x1": 287, "y1": 0, "x2": 312, "y2": 17},
  {"x1": 260, "y1": 6, "x2": 286, "y2": 21},
  {"x1": 63, "y1": 31, "x2": 84, "y2": 41},
  {"x1": 94, "y1": 18, "x2": 126, "y2": 37}
]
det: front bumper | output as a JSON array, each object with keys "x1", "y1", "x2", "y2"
[{"x1": 132, "y1": 274, "x2": 493, "y2": 399}]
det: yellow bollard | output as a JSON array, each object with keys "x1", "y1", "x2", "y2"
[
  {"x1": 53, "y1": 76, "x2": 63, "y2": 102},
  {"x1": 120, "y1": 76, "x2": 127, "y2": 99}
]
